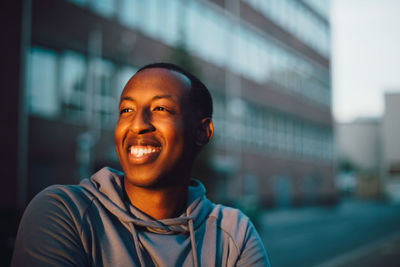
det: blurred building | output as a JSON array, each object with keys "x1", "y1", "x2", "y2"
[
  {"x1": 6, "y1": 0, "x2": 334, "y2": 214},
  {"x1": 336, "y1": 92, "x2": 400, "y2": 201},
  {"x1": 335, "y1": 118, "x2": 380, "y2": 171},
  {"x1": 335, "y1": 118, "x2": 380, "y2": 196},
  {"x1": 382, "y1": 92, "x2": 400, "y2": 202}
]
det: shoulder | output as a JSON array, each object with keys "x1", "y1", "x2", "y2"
[
  {"x1": 208, "y1": 204, "x2": 270, "y2": 266},
  {"x1": 12, "y1": 184, "x2": 92, "y2": 266},
  {"x1": 15, "y1": 184, "x2": 95, "y2": 251},
  {"x1": 209, "y1": 204, "x2": 250, "y2": 227},
  {"x1": 24, "y1": 183, "x2": 95, "y2": 222},
  {"x1": 34, "y1": 183, "x2": 93, "y2": 205},
  {"x1": 209, "y1": 204, "x2": 254, "y2": 247}
]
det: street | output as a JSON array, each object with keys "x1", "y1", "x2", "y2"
[{"x1": 260, "y1": 200, "x2": 400, "y2": 267}]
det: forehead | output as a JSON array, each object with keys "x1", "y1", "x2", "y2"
[{"x1": 121, "y1": 68, "x2": 191, "y2": 101}]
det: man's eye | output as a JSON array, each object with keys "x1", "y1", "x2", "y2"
[
  {"x1": 120, "y1": 108, "x2": 132, "y2": 115},
  {"x1": 153, "y1": 107, "x2": 166, "y2": 112}
]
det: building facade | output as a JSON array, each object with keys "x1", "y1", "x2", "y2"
[
  {"x1": 335, "y1": 119, "x2": 381, "y2": 172},
  {"x1": 17, "y1": 0, "x2": 334, "y2": 209},
  {"x1": 335, "y1": 119, "x2": 381, "y2": 197},
  {"x1": 382, "y1": 92, "x2": 400, "y2": 201},
  {"x1": 335, "y1": 92, "x2": 400, "y2": 200}
]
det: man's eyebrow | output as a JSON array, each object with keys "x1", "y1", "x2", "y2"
[
  {"x1": 120, "y1": 96, "x2": 134, "y2": 102},
  {"x1": 119, "y1": 94, "x2": 179, "y2": 104},
  {"x1": 152, "y1": 94, "x2": 178, "y2": 102}
]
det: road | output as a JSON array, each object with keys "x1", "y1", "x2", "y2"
[{"x1": 260, "y1": 199, "x2": 400, "y2": 267}]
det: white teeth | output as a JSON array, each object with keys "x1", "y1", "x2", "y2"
[{"x1": 129, "y1": 146, "x2": 160, "y2": 157}]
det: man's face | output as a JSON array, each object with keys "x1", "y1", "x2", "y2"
[{"x1": 115, "y1": 68, "x2": 196, "y2": 188}]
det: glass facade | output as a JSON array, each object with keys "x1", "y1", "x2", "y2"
[
  {"x1": 28, "y1": 46, "x2": 136, "y2": 128},
  {"x1": 29, "y1": 0, "x2": 333, "y2": 161},
  {"x1": 244, "y1": 0, "x2": 330, "y2": 57},
  {"x1": 212, "y1": 94, "x2": 333, "y2": 161},
  {"x1": 302, "y1": 0, "x2": 330, "y2": 19},
  {"x1": 68, "y1": 0, "x2": 331, "y2": 107}
]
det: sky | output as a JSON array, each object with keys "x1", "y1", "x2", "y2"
[{"x1": 331, "y1": 0, "x2": 400, "y2": 122}]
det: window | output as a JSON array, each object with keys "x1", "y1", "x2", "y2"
[
  {"x1": 185, "y1": 1, "x2": 203, "y2": 55},
  {"x1": 134, "y1": 0, "x2": 150, "y2": 35},
  {"x1": 146, "y1": 0, "x2": 159, "y2": 36},
  {"x1": 119, "y1": 0, "x2": 137, "y2": 28},
  {"x1": 93, "y1": 59, "x2": 116, "y2": 125},
  {"x1": 157, "y1": 0, "x2": 179, "y2": 45},
  {"x1": 207, "y1": 10, "x2": 227, "y2": 66},
  {"x1": 294, "y1": 121, "x2": 303, "y2": 155},
  {"x1": 60, "y1": 50, "x2": 87, "y2": 120},
  {"x1": 115, "y1": 66, "x2": 137, "y2": 99},
  {"x1": 29, "y1": 47, "x2": 59, "y2": 118},
  {"x1": 90, "y1": 0, "x2": 116, "y2": 18}
]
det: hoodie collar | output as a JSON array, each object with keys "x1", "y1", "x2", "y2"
[{"x1": 80, "y1": 167, "x2": 213, "y2": 234}]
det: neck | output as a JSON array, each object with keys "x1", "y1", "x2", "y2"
[{"x1": 124, "y1": 181, "x2": 189, "y2": 220}]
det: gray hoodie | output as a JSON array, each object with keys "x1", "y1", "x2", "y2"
[{"x1": 12, "y1": 167, "x2": 270, "y2": 266}]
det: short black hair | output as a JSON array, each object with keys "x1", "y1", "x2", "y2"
[{"x1": 136, "y1": 62, "x2": 213, "y2": 119}]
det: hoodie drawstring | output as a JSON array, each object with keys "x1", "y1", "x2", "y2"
[
  {"x1": 129, "y1": 217, "x2": 199, "y2": 267},
  {"x1": 129, "y1": 223, "x2": 145, "y2": 267},
  {"x1": 186, "y1": 205, "x2": 200, "y2": 267},
  {"x1": 188, "y1": 218, "x2": 199, "y2": 267},
  {"x1": 81, "y1": 170, "x2": 208, "y2": 266}
]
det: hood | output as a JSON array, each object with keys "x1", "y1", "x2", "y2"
[{"x1": 80, "y1": 167, "x2": 213, "y2": 235}]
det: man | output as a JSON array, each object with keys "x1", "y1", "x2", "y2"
[{"x1": 12, "y1": 63, "x2": 270, "y2": 266}]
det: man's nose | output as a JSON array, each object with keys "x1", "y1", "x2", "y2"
[{"x1": 130, "y1": 108, "x2": 154, "y2": 134}]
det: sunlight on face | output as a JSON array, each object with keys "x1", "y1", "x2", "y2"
[{"x1": 115, "y1": 68, "x2": 196, "y2": 188}]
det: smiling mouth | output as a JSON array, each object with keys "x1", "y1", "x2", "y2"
[
  {"x1": 125, "y1": 137, "x2": 162, "y2": 164},
  {"x1": 129, "y1": 145, "x2": 161, "y2": 158},
  {"x1": 126, "y1": 144, "x2": 162, "y2": 164}
]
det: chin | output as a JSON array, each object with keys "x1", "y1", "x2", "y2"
[
  {"x1": 121, "y1": 151, "x2": 194, "y2": 189},
  {"x1": 123, "y1": 170, "x2": 166, "y2": 188},
  {"x1": 124, "y1": 167, "x2": 190, "y2": 189}
]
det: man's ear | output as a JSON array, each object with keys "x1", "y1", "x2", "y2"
[{"x1": 195, "y1": 118, "x2": 214, "y2": 146}]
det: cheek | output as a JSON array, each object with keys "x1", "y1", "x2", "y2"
[
  {"x1": 114, "y1": 124, "x2": 121, "y2": 143},
  {"x1": 173, "y1": 122, "x2": 195, "y2": 153},
  {"x1": 161, "y1": 120, "x2": 185, "y2": 146},
  {"x1": 114, "y1": 121, "x2": 127, "y2": 148}
]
